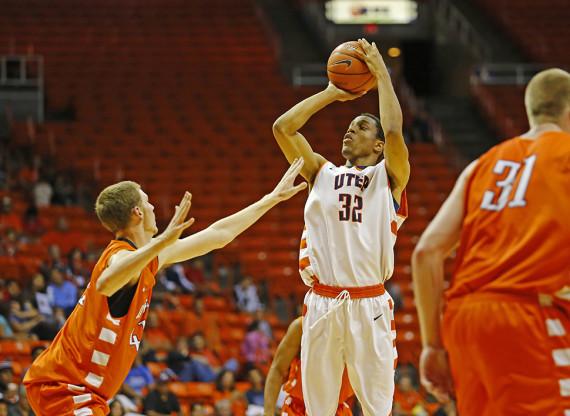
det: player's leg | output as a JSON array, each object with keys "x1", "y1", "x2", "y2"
[
  {"x1": 344, "y1": 293, "x2": 395, "y2": 416},
  {"x1": 301, "y1": 291, "x2": 346, "y2": 416}
]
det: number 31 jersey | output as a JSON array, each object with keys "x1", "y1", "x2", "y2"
[
  {"x1": 448, "y1": 131, "x2": 570, "y2": 300},
  {"x1": 299, "y1": 160, "x2": 408, "y2": 288}
]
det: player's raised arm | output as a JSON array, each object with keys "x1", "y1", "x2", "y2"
[
  {"x1": 264, "y1": 317, "x2": 302, "y2": 416},
  {"x1": 411, "y1": 161, "x2": 476, "y2": 402},
  {"x1": 96, "y1": 193, "x2": 194, "y2": 297},
  {"x1": 358, "y1": 39, "x2": 410, "y2": 202},
  {"x1": 159, "y1": 159, "x2": 307, "y2": 267},
  {"x1": 273, "y1": 84, "x2": 364, "y2": 184}
]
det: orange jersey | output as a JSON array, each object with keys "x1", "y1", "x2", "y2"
[
  {"x1": 24, "y1": 240, "x2": 158, "y2": 401},
  {"x1": 448, "y1": 131, "x2": 570, "y2": 300},
  {"x1": 283, "y1": 356, "x2": 354, "y2": 406}
]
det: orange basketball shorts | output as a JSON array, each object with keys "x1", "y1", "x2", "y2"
[
  {"x1": 25, "y1": 381, "x2": 109, "y2": 416},
  {"x1": 442, "y1": 292, "x2": 570, "y2": 416}
]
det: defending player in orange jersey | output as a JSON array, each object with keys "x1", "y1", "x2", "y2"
[
  {"x1": 24, "y1": 159, "x2": 307, "y2": 416},
  {"x1": 264, "y1": 317, "x2": 354, "y2": 416},
  {"x1": 412, "y1": 68, "x2": 570, "y2": 416}
]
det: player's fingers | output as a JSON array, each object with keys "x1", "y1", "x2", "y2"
[
  {"x1": 293, "y1": 182, "x2": 308, "y2": 193},
  {"x1": 181, "y1": 218, "x2": 195, "y2": 230}
]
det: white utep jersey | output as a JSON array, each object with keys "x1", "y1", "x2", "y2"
[{"x1": 299, "y1": 161, "x2": 408, "y2": 287}]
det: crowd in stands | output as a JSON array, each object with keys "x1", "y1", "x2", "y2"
[{"x1": 0, "y1": 142, "x2": 453, "y2": 415}]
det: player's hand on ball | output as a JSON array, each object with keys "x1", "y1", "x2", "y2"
[
  {"x1": 357, "y1": 38, "x2": 388, "y2": 79},
  {"x1": 270, "y1": 158, "x2": 308, "y2": 201},
  {"x1": 419, "y1": 346, "x2": 455, "y2": 403},
  {"x1": 325, "y1": 82, "x2": 366, "y2": 102}
]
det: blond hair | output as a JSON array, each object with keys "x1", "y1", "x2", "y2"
[
  {"x1": 95, "y1": 181, "x2": 142, "y2": 233},
  {"x1": 525, "y1": 68, "x2": 570, "y2": 125}
]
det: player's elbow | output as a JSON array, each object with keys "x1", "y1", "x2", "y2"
[
  {"x1": 272, "y1": 118, "x2": 293, "y2": 137},
  {"x1": 412, "y1": 239, "x2": 444, "y2": 265}
]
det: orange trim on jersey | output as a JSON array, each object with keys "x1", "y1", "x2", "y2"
[
  {"x1": 313, "y1": 282, "x2": 385, "y2": 299},
  {"x1": 391, "y1": 220, "x2": 398, "y2": 236},
  {"x1": 388, "y1": 299, "x2": 394, "y2": 310},
  {"x1": 391, "y1": 320, "x2": 396, "y2": 330},
  {"x1": 300, "y1": 239, "x2": 307, "y2": 249},
  {"x1": 299, "y1": 257, "x2": 310, "y2": 271}
]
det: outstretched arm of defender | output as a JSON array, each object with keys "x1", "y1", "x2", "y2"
[
  {"x1": 411, "y1": 161, "x2": 476, "y2": 401},
  {"x1": 273, "y1": 84, "x2": 363, "y2": 184},
  {"x1": 159, "y1": 159, "x2": 308, "y2": 266},
  {"x1": 264, "y1": 317, "x2": 303, "y2": 416},
  {"x1": 96, "y1": 193, "x2": 194, "y2": 297},
  {"x1": 359, "y1": 39, "x2": 410, "y2": 203}
]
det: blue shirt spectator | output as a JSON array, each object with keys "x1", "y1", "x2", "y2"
[{"x1": 46, "y1": 268, "x2": 78, "y2": 315}]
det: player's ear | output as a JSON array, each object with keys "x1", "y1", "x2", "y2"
[
  {"x1": 374, "y1": 139, "x2": 385, "y2": 154},
  {"x1": 132, "y1": 206, "x2": 143, "y2": 220}
]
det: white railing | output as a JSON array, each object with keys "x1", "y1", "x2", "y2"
[{"x1": 472, "y1": 63, "x2": 556, "y2": 85}]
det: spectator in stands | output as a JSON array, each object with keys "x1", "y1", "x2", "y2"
[
  {"x1": 253, "y1": 308, "x2": 272, "y2": 340},
  {"x1": 215, "y1": 262, "x2": 230, "y2": 289},
  {"x1": 165, "y1": 263, "x2": 195, "y2": 293},
  {"x1": 0, "y1": 399, "x2": 8, "y2": 416},
  {"x1": 184, "y1": 296, "x2": 221, "y2": 352},
  {"x1": 143, "y1": 371, "x2": 181, "y2": 416},
  {"x1": 32, "y1": 178, "x2": 52, "y2": 208},
  {"x1": 46, "y1": 268, "x2": 78, "y2": 315},
  {"x1": 41, "y1": 244, "x2": 64, "y2": 276},
  {"x1": 0, "y1": 197, "x2": 22, "y2": 233},
  {"x1": 190, "y1": 403, "x2": 208, "y2": 416},
  {"x1": 123, "y1": 352, "x2": 155, "y2": 408},
  {"x1": 0, "y1": 304, "x2": 14, "y2": 340},
  {"x1": 394, "y1": 373, "x2": 425, "y2": 414},
  {"x1": 8, "y1": 301, "x2": 43, "y2": 340},
  {"x1": 214, "y1": 399, "x2": 232, "y2": 416},
  {"x1": 109, "y1": 399, "x2": 126, "y2": 416},
  {"x1": 188, "y1": 332, "x2": 219, "y2": 382},
  {"x1": 245, "y1": 368, "x2": 264, "y2": 407},
  {"x1": 0, "y1": 362, "x2": 13, "y2": 396},
  {"x1": 0, "y1": 229, "x2": 20, "y2": 257},
  {"x1": 8, "y1": 385, "x2": 34, "y2": 416},
  {"x1": 241, "y1": 320, "x2": 270, "y2": 367},
  {"x1": 66, "y1": 248, "x2": 88, "y2": 288},
  {"x1": 213, "y1": 370, "x2": 246, "y2": 415},
  {"x1": 52, "y1": 174, "x2": 75, "y2": 205},
  {"x1": 234, "y1": 276, "x2": 261, "y2": 313},
  {"x1": 166, "y1": 337, "x2": 192, "y2": 382},
  {"x1": 21, "y1": 205, "x2": 44, "y2": 239}
]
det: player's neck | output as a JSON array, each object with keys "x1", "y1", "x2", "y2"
[
  {"x1": 345, "y1": 155, "x2": 378, "y2": 168},
  {"x1": 522, "y1": 122, "x2": 563, "y2": 139},
  {"x1": 115, "y1": 227, "x2": 152, "y2": 248}
]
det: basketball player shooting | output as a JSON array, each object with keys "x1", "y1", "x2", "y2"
[
  {"x1": 272, "y1": 38, "x2": 410, "y2": 416},
  {"x1": 23, "y1": 159, "x2": 307, "y2": 416},
  {"x1": 412, "y1": 68, "x2": 570, "y2": 416}
]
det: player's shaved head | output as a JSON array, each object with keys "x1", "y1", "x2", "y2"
[
  {"x1": 525, "y1": 68, "x2": 570, "y2": 127},
  {"x1": 95, "y1": 181, "x2": 142, "y2": 233}
]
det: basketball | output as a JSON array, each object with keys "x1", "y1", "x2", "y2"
[{"x1": 327, "y1": 41, "x2": 376, "y2": 94}]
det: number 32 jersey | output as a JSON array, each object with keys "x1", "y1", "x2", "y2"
[
  {"x1": 448, "y1": 131, "x2": 570, "y2": 300},
  {"x1": 299, "y1": 160, "x2": 408, "y2": 287}
]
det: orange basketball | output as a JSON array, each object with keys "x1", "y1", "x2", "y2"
[{"x1": 327, "y1": 41, "x2": 376, "y2": 94}]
